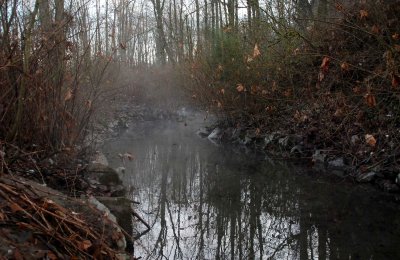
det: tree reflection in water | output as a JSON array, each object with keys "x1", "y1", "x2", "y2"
[{"x1": 104, "y1": 120, "x2": 400, "y2": 260}]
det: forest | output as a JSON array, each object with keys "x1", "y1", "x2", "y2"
[{"x1": 0, "y1": 0, "x2": 400, "y2": 258}]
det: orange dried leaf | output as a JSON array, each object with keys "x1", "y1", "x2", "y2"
[
  {"x1": 341, "y1": 62, "x2": 350, "y2": 71},
  {"x1": 64, "y1": 89, "x2": 73, "y2": 102},
  {"x1": 371, "y1": 25, "x2": 380, "y2": 34},
  {"x1": 79, "y1": 240, "x2": 92, "y2": 251},
  {"x1": 253, "y1": 44, "x2": 261, "y2": 58},
  {"x1": 365, "y1": 134, "x2": 376, "y2": 147},
  {"x1": 335, "y1": 3, "x2": 344, "y2": 11},
  {"x1": 392, "y1": 74, "x2": 399, "y2": 88},
  {"x1": 353, "y1": 86, "x2": 362, "y2": 94},
  {"x1": 85, "y1": 100, "x2": 92, "y2": 109},
  {"x1": 236, "y1": 84, "x2": 245, "y2": 92},
  {"x1": 283, "y1": 89, "x2": 292, "y2": 97},
  {"x1": 360, "y1": 10, "x2": 368, "y2": 19},
  {"x1": 320, "y1": 56, "x2": 330, "y2": 72},
  {"x1": 10, "y1": 203, "x2": 23, "y2": 213},
  {"x1": 47, "y1": 251, "x2": 57, "y2": 260},
  {"x1": 364, "y1": 93, "x2": 377, "y2": 107}
]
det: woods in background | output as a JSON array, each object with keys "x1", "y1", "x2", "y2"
[{"x1": 1, "y1": 0, "x2": 399, "y2": 163}]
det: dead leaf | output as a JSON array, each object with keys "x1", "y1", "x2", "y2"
[
  {"x1": 335, "y1": 3, "x2": 344, "y2": 11},
  {"x1": 283, "y1": 89, "x2": 292, "y2": 97},
  {"x1": 79, "y1": 240, "x2": 92, "y2": 251},
  {"x1": 365, "y1": 134, "x2": 376, "y2": 147},
  {"x1": 371, "y1": 25, "x2": 380, "y2": 34},
  {"x1": 360, "y1": 9, "x2": 368, "y2": 19},
  {"x1": 392, "y1": 33, "x2": 400, "y2": 40},
  {"x1": 85, "y1": 100, "x2": 92, "y2": 109},
  {"x1": 191, "y1": 94, "x2": 197, "y2": 99},
  {"x1": 236, "y1": 84, "x2": 245, "y2": 93},
  {"x1": 394, "y1": 44, "x2": 400, "y2": 52},
  {"x1": 220, "y1": 89, "x2": 225, "y2": 95},
  {"x1": 217, "y1": 101, "x2": 222, "y2": 108},
  {"x1": 341, "y1": 62, "x2": 350, "y2": 71},
  {"x1": 255, "y1": 128, "x2": 261, "y2": 136},
  {"x1": 392, "y1": 74, "x2": 399, "y2": 88},
  {"x1": 334, "y1": 108, "x2": 344, "y2": 117},
  {"x1": 64, "y1": 89, "x2": 73, "y2": 102},
  {"x1": 253, "y1": 44, "x2": 261, "y2": 58},
  {"x1": 46, "y1": 251, "x2": 57, "y2": 260},
  {"x1": 320, "y1": 56, "x2": 330, "y2": 73},
  {"x1": 364, "y1": 93, "x2": 377, "y2": 107},
  {"x1": 124, "y1": 152, "x2": 134, "y2": 161},
  {"x1": 353, "y1": 86, "x2": 362, "y2": 94},
  {"x1": 271, "y1": 81, "x2": 277, "y2": 92},
  {"x1": 10, "y1": 202, "x2": 23, "y2": 213}
]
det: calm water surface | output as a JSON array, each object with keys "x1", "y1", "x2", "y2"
[{"x1": 103, "y1": 112, "x2": 400, "y2": 260}]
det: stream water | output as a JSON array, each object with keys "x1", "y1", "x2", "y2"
[{"x1": 103, "y1": 111, "x2": 400, "y2": 260}]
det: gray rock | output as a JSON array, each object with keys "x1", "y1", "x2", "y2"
[
  {"x1": 377, "y1": 179, "x2": 400, "y2": 192},
  {"x1": 328, "y1": 157, "x2": 345, "y2": 169},
  {"x1": 115, "y1": 166, "x2": 126, "y2": 174},
  {"x1": 208, "y1": 128, "x2": 222, "y2": 140},
  {"x1": 197, "y1": 127, "x2": 211, "y2": 138},
  {"x1": 231, "y1": 128, "x2": 242, "y2": 140},
  {"x1": 264, "y1": 133, "x2": 277, "y2": 145},
  {"x1": 88, "y1": 197, "x2": 127, "y2": 251},
  {"x1": 290, "y1": 145, "x2": 304, "y2": 155},
  {"x1": 351, "y1": 135, "x2": 360, "y2": 145},
  {"x1": 278, "y1": 135, "x2": 302, "y2": 149},
  {"x1": 312, "y1": 150, "x2": 327, "y2": 165},
  {"x1": 356, "y1": 171, "x2": 377, "y2": 183},
  {"x1": 86, "y1": 163, "x2": 123, "y2": 186}
]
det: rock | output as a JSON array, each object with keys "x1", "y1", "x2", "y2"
[
  {"x1": 264, "y1": 133, "x2": 279, "y2": 146},
  {"x1": 278, "y1": 136, "x2": 289, "y2": 147},
  {"x1": 376, "y1": 179, "x2": 400, "y2": 193},
  {"x1": 85, "y1": 163, "x2": 125, "y2": 196},
  {"x1": 312, "y1": 150, "x2": 327, "y2": 165},
  {"x1": 328, "y1": 157, "x2": 345, "y2": 169},
  {"x1": 95, "y1": 197, "x2": 133, "y2": 253},
  {"x1": 290, "y1": 145, "x2": 304, "y2": 155},
  {"x1": 208, "y1": 128, "x2": 222, "y2": 140},
  {"x1": 116, "y1": 166, "x2": 126, "y2": 174},
  {"x1": 197, "y1": 127, "x2": 211, "y2": 138},
  {"x1": 356, "y1": 171, "x2": 377, "y2": 183},
  {"x1": 278, "y1": 135, "x2": 302, "y2": 149},
  {"x1": 88, "y1": 197, "x2": 127, "y2": 251},
  {"x1": 231, "y1": 128, "x2": 242, "y2": 140},
  {"x1": 92, "y1": 151, "x2": 109, "y2": 166},
  {"x1": 351, "y1": 135, "x2": 360, "y2": 145},
  {"x1": 86, "y1": 163, "x2": 122, "y2": 186},
  {"x1": 110, "y1": 185, "x2": 127, "y2": 197},
  {"x1": 396, "y1": 173, "x2": 400, "y2": 186}
]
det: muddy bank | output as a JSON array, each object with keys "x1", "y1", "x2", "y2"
[{"x1": 198, "y1": 124, "x2": 400, "y2": 194}]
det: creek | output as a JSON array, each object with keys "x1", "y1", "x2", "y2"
[{"x1": 103, "y1": 110, "x2": 400, "y2": 259}]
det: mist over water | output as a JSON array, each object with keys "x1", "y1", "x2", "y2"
[{"x1": 103, "y1": 111, "x2": 400, "y2": 260}]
